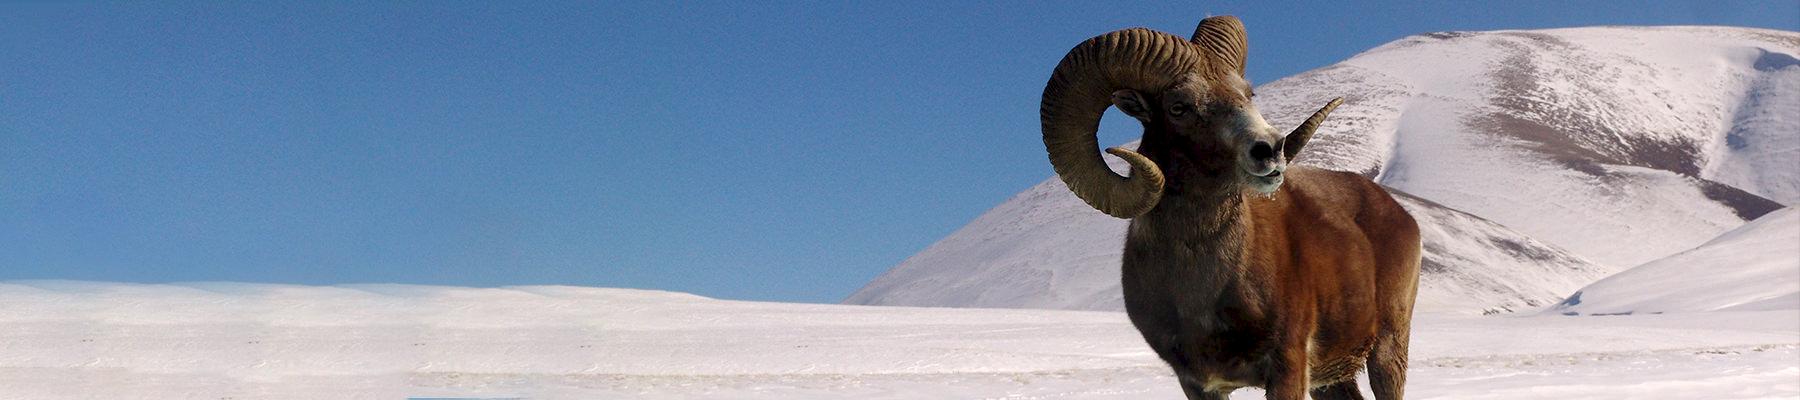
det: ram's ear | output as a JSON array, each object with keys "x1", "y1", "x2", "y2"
[{"x1": 1111, "y1": 89, "x2": 1154, "y2": 123}]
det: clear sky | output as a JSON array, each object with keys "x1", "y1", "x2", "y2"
[{"x1": 3, "y1": 1, "x2": 1795, "y2": 304}]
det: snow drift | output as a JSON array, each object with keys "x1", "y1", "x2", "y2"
[
  {"x1": 1550, "y1": 207, "x2": 1800, "y2": 316},
  {"x1": 849, "y1": 26, "x2": 1798, "y2": 314}
]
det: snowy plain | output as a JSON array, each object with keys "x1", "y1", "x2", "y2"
[{"x1": 1, "y1": 281, "x2": 1795, "y2": 399}]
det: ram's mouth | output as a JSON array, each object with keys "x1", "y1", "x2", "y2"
[{"x1": 1248, "y1": 168, "x2": 1284, "y2": 193}]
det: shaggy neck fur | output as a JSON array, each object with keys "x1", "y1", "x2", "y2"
[
  {"x1": 1137, "y1": 128, "x2": 1251, "y2": 234},
  {"x1": 1125, "y1": 131, "x2": 1263, "y2": 318}
]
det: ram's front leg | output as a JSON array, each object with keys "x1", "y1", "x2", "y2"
[
  {"x1": 1261, "y1": 312, "x2": 1316, "y2": 400},
  {"x1": 1262, "y1": 344, "x2": 1311, "y2": 400}
]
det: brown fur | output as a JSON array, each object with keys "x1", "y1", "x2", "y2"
[
  {"x1": 1121, "y1": 162, "x2": 1420, "y2": 399},
  {"x1": 1110, "y1": 20, "x2": 1422, "y2": 399}
]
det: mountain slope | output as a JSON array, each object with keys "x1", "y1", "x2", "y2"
[
  {"x1": 1548, "y1": 207, "x2": 1800, "y2": 316},
  {"x1": 1255, "y1": 26, "x2": 1794, "y2": 267},
  {"x1": 1395, "y1": 191, "x2": 1612, "y2": 314},
  {"x1": 843, "y1": 175, "x2": 1609, "y2": 314},
  {"x1": 848, "y1": 26, "x2": 1799, "y2": 314}
]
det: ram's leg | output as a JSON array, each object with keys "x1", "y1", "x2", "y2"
[
  {"x1": 1310, "y1": 380, "x2": 1365, "y2": 400},
  {"x1": 1261, "y1": 345, "x2": 1310, "y2": 400},
  {"x1": 1370, "y1": 244, "x2": 1419, "y2": 400},
  {"x1": 1180, "y1": 380, "x2": 1230, "y2": 400},
  {"x1": 1368, "y1": 323, "x2": 1410, "y2": 400}
]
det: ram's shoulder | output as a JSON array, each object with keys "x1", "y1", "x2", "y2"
[{"x1": 1285, "y1": 167, "x2": 1378, "y2": 202}]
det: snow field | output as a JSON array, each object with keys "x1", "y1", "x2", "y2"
[{"x1": 2, "y1": 282, "x2": 1795, "y2": 399}]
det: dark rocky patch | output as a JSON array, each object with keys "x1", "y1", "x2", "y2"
[
  {"x1": 1739, "y1": 31, "x2": 1800, "y2": 50},
  {"x1": 1559, "y1": 291, "x2": 1583, "y2": 307},
  {"x1": 1421, "y1": 31, "x2": 1473, "y2": 40},
  {"x1": 1498, "y1": 31, "x2": 1574, "y2": 49},
  {"x1": 1359, "y1": 166, "x2": 1382, "y2": 180},
  {"x1": 1478, "y1": 37, "x2": 1704, "y2": 177},
  {"x1": 1696, "y1": 179, "x2": 1784, "y2": 220},
  {"x1": 1419, "y1": 244, "x2": 1450, "y2": 273},
  {"x1": 1753, "y1": 49, "x2": 1800, "y2": 71},
  {"x1": 1489, "y1": 237, "x2": 1559, "y2": 262}
]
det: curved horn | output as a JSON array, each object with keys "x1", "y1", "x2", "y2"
[
  {"x1": 1283, "y1": 97, "x2": 1344, "y2": 161},
  {"x1": 1191, "y1": 16, "x2": 1249, "y2": 77},
  {"x1": 1041, "y1": 28, "x2": 1204, "y2": 218}
]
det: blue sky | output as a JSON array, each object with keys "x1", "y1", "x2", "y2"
[{"x1": 2, "y1": 1, "x2": 1795, "y2": 303}]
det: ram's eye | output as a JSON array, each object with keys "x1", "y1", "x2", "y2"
[{"x1": 1170, "y1": 104, "x2": 1191, "y2": 116}]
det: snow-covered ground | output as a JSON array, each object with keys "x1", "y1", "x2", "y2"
[
  {"x1": 2, "y1": 281, "x2": 1795, "y2": 399},
  {"x1": 1550, "y1": 207, "x2": 1800, "y2": 316}
]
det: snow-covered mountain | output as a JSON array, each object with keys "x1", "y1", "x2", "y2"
[
  {"x1": 1393, "y1": 191, "x2": 1613, "y2": 314},
  {"x1": 848, "y1": 26, "x2": 1799, "y2": 314},
  {"x1": 840, "y1": 174, "x2": 1612, "y2": 314},
  {"x1": 1259, "y1": 26, "x2": 1794, "y2": 267},
  {"x1": 1549, "y1": 207, "x2": 1800, "y2": 316}
]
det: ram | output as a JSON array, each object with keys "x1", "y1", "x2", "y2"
[{"x1": 1038, "y1": 16, "x2": 1422, "y2": 400}]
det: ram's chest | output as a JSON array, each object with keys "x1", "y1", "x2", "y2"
[
  {"x1": 1124, "y1": 266, "x2": 1271, "y2": 374},
  {"x1": 1120, "y1": 217, "x2": 1287, "y2": 388},
  {"x1": 1145, "y1": 301, "x2": 1277, "y2": 390}
]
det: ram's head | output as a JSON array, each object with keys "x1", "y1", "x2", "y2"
[{"x1": 1041, "y1": 16, "x2": 1341, "y2": 218}]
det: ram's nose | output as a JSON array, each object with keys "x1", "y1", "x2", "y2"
[{"x1": 1249, "y1": 140, "x2": 1277, "y2": 163}]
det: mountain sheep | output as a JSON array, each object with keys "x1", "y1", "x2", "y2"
[{"x1": 1039, "y1": 16, "x2": 1422, "y2": 400}]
